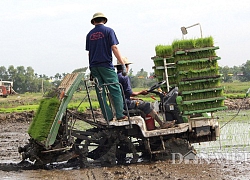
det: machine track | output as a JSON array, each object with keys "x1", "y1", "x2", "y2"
[{"x1": 1, "y1": 131, "x2": 194, "y2": 172}]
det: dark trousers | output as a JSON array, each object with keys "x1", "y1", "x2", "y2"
[{"x1": 91, "y1": 67, "x2": 124, "y2": 120}]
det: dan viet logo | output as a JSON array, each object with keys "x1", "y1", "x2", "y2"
[
  {"x1": 171, "y1": 150, "x2": 250, "y2": 164},
  {"x1": 171, "y1": 150, "x2": 197, "y2": 164}
]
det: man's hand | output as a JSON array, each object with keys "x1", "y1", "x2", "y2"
[
  {"x1": 140, "y1": 90, "x2": 148, "y2": 95},
  {"x1": 131, "y1": 90, "x2": 148, "y2": 97},
  {"x1": 122, "y1": 64, "x2": 127, "y2": 76}
]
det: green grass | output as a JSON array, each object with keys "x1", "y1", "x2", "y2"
[
  {"x1": 0, "y1": 82, "x2": 249, "y2": 114},
  {"x1": 0, "y1": 105, "x2": 39, "y2": 113},
  {"x1": 0, "y1": 89, "x2": 99, "y2": 113},
  {"x1": 214, "y1": 110, "x2": 250, "y2": 122},
  {"x1": 222, "y1": 81, "x2": 250, "y2": 94},
  {"x1": 0, "y1": 93, "x2": 42, "y2": 109},
  {"x1": 68, "y1": 101, "x2": 100, "y2": 112},
  {"x1": 224, "y1": 93, "x2": 246, "y2": 99}
]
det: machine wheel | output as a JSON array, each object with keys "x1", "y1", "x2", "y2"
[{"x1": 87, "y1": 128, "x2": 139, "y2": 166}]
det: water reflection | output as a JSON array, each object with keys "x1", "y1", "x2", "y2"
[{"x1": 194, "y1": 110, "x2": 250, "y2": 161}]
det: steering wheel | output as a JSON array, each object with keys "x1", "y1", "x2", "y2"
[{"x1": 147, "y1": 80, "x2": 166, "y2": 93}]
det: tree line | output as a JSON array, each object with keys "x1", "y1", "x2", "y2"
[
  {"x1": 0, "y1": 65, "x2": 156, "y2": 94},
  {"x1": 219, "y1": 60, "x2": 250, "y2": 82},
  {"x1": 0, "y1": 60, "x2": 249, "y2": 94}
]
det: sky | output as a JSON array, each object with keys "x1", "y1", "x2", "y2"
[{"x1": 0, "y1": 0, "x2": 250, "y2": 77}]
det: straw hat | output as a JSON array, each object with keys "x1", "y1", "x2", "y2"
[
  {"x1": 91, "y1": 12, "x2": 108, "y2": 24},
  {"x1": 115, "y1": 57, "x2": 133, "y2": 66}
]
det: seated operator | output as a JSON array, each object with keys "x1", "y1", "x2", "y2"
[{"x1": 115, "y1": 57, "x2": 175, "y2": 129}]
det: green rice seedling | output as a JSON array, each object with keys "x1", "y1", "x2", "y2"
[
  {"x1": 181, "y1": 99, "x2": 224, "y2": 112},
  {"x1": 202, "y1": 36, "x2": 214, "y2": 47},
  {"x1": 168, "y1": 76, "x2": 177, "y2": 84},
  {"x1": 172, "y1": 39, "x2": 196, "y2": 50},
  {"x1": 156, "y1": 75, "x2": 163, "y2": 82},
  {"x1": 172, "y1": 36, "x2": 214, "y2": 51},
  {"x1": 177, "y1": 66, "x2": 219, "y2": 81},
  {"x1": 172, "y1": 37, "x2": 215, "y2": 52},
  {"x1": 172, "y1": 39, "x2": 185, "y2": 51},
  {"x1": 173, "y1": 46, "x2": 217, "y2": 69},
  {"x1": 166, "y1": 58, "x2": 175, "y2": 63},
  {"x1": 182, "y1": 89, "x2": 223, "y2": 101},
  {"x1": 155, "y1": 45, "x2": 173, "y2": 57},
  {"x1": 28, "y1": 97, "x2": 60, "y2": 142},
  {"x1": 179, "y1": 38, "x2": 194, "y2": 49},
  {"x1": 174, "y1": 54, "x2": 192, "y2": 62},
  {"x1": 172, "y1": 39, "x2": 180, "y2": 51},
  {"x1": 153, "y1": 57, "x2": 164, "y2": 66},
  {"x1": 155, "y1": 69, "x2": 165, "y2": 76},
  {"x1": 194, "y1": 36, "x2": 214, "y2": 48},
  {"x1": 179, "y1": 78, "x2": 221, "y2": 92},
  {"x1": 194, "y1": 38, "x2": 203, "y2": 48},
  {"x1": 153, "y1": 56, "x2": 175, "y2": 66},
  {"x1": 167, "y1": 68, "x2": 176, "y2": 76},
  {"x1": 188, "y1": 51, "x2": 216, "y2": 60},
  {"x1": 177, "y1": 59, "x2": 218, "y2": 71},
  {"x1": 155, "y1": 36, "x2": 225, "y2": 117}
]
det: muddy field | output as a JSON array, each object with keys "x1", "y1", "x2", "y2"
[
  {"x1": 0, "y1": 113, "x2": 249, "y2": 180},
  {"x1": 1, "y1": 99, "x2": 250, "y2": 179}
]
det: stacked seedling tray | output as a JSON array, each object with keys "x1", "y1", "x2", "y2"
[{"x1": 152, "y1": 36, "x2": 227, "y2": 122}]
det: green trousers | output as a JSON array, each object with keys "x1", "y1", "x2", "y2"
[{"x1": 90, "y1": 67, "x2": 124, "y2": 120}]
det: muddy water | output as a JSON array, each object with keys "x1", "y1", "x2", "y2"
[
  {"x1": 194, "y1": 112, "x2": 250, "y2": 161},
  {"x1": 1, "y1": 160, "x2": 250, "y2": 180},
  {"x1": 0, "y1": 160, "x2": 247, "y2": 180},
  {"x1": 1, "y1": 112, "x2": 250, "y2": 179}
]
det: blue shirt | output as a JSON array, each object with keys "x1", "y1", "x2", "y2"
[
  {"x1": 86, "y1": 24, "x2": 119, "y2": 69},
  {"x1": 117, "y1": 72, "x2": 133, "y2": 104}
]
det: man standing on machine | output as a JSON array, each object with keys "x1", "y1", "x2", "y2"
[{"x1": 86, "y1": 12, "x2": 127, "y2": 121}]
